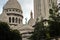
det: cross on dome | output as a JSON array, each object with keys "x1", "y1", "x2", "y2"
[{"x1": 30, "y1": 11, "x2": 33, "y2": 18}]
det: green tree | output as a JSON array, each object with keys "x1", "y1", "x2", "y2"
[
  {"x1": 30, "y1": 21, "x2": 50, "y2": 40},
  {"x1": 49, "y1": 21, "x2": 60, "y2": 37},
  {"x1": 30, "y1": 2, "x2": 58, "y2": 40},
  {"x1": 49, "y1": 2, "x2": 60, "y2": 40},
  {"x1": 11, "y1": 30, "x2": 22, "y2": 40},
  {"x1": 0, "y1": 21, "x2": 22, "y2": 40}
]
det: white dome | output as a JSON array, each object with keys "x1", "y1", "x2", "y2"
[{"x1": 3, "y1": 0, "x2": 22, "y2": 10}]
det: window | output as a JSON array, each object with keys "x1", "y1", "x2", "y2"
[
  {"x1": 19, "y1": 18, "x2": 20, "y2": 24},
  {"x1": 9, "y1": 9, "x2": 11, "y2": 11},
  {"x1": 13, "y1": 9, "x2": 14, "y2": 11},
  {"x1": 9, "y1": 17, "x2": 11, "y2": 23},
  {"x1": 21, "y1": 19, "x2": 22, "y2": 23},
  {"x1": 16, "y1": 18, "x2": 17, "y2": 23},
  {"x1": 16, "y1": 9, "x2": 18, "y2": 12},
  {"x1": 12, "y1": 17, "x2": 14, "y2": 23}
]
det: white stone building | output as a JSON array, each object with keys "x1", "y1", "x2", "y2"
[
  {"x1": 0, "y1": 0, "x2": 34, "y2": 40},
  {"x1": 0, "y1": 0, "x2": 57, "y2": 40},
  {"x1": 34, "y1": 0, "x2": 57, "y2": 23}
]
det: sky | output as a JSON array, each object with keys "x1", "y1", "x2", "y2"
[
  {"x1": 58, "y1": 0, "x2": 60, "y2": 3},
  {"x1": 0, "y1": 0, "x2": 34, "y2": 24}
]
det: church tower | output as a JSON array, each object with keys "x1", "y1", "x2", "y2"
[
  {"x1": 28, "y1": 11, "x2": 34, "y2": 26},
  {"x1": 0, "y1": 0, "x2": 23, "y2": 29},
  {"x1": 34, "y1": 0, "x2": 49, "y2": 23},
  {"x1": 34, "y1": 0, "x2": 57, "y2": 23}
]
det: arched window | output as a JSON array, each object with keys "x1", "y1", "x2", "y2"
[
  {"x1": 19, "y1": 18, "x2": 20, "y2": 24},
  {"x1": 16, "y1": 9, "x2": 18, "y2": 12},
  {"x1": 16, "y1": 18, "x2": 17, "y2": 23},
  {"x1": 9, "y1": 17, "x2": 11, "y2": 23},
  {"x1": 13, "y1": 9, "x2": 14, "y2": 11},
  {"x1": 9, "y1": 9, "x2": 11, "y2": 11},
  {"x1": 21, "y1": 19, "x2": 22, "y2": 23},
  {"x1": 12, "y1": 17, "x2": 14, "y2": 23}
]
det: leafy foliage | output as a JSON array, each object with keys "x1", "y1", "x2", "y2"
[
  {"x1": 30, "y1": 1, "x2": 59, "y2": 40},
  {"x1": 49, "y1": 2, "x2": 60, "y2": 39},
  {"x1": 30, "y1": 22, "x2": 50, "y2": 40},
  {"x1": 49, "y1": 21, "x2": 60, "y2": 37},
  {"x1": 0, "y1": 22, "x2": 22, "y2": 40}
]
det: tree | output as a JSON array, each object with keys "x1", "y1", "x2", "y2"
[
  {"x1": 49, "y1": 2, "x2": 60, "y2": 40},
  {"x1": 49, "y1": 21, "x2": 60, "y2": 36},
  {"x1": 0, "y1": 21, "x2": 22, "y2": 40},
  {"x1": 30, "y1": 1, "x2": 58, "y2": 40},
  {"x1": 30, "y1": 21, "x2": 50, "y2": 40},
  {"x1": 11, "y1": 30, "x2": 22, "y2": 40}
]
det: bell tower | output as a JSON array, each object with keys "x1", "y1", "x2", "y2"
[{"x1": 34, "y1": 0, "x2": 57, "y2": 23}]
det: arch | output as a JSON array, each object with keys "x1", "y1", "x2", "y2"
[
  {"x1": 19, "y1": 18, "x2": 20, "y2": 24},
  {"x1": 16, "y1": 17, "x2": 17, "y2": 23},
  {"x1": 9, "y1": 9, "x2": 11, "y2": 11},
  {"x1": 9, "y1": 17, "x2": 11, "y2": 23},
  {"x1": 12, "y1": 17, "x2": 14, "y2": 23},
  {"x1": 21, "y1": 19, "x2": 22, "y2": 23}
]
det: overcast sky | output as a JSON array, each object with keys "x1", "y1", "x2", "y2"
[{"x1": 58, "y1": 0, "x2": 60, "y2": 3}]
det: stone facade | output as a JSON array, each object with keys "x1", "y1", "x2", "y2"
[
  {"x1": 0, "y1": 0, "x2": 58, "y2": 40},
  {"x1": 34, "y1": 0, "x2": 57, "y2": 23},
  {"x1": 0, "y1": 0, "x2": 34, "y2": 40},
  {"x1": 58, "y1": 3, "x2": 60, "y2": 14}
]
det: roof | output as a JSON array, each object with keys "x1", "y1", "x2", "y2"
[
  {"x1": 19, "y1": 24, "x2": 34, "y2": 34},
  {"x1": 19, "y1": 24, "x2": 34, "y2": 30},
  {"x1": 3, "y1": 0, "x2": 22, "y2": 10}
]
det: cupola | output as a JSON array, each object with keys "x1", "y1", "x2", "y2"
[{"x1": 3, "y1": 0, "x2": 22, "y2": 12}]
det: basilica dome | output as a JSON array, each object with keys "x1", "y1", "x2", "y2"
[{"x1": 3, "y1": 0, "x2": 22, "y2": 11}]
